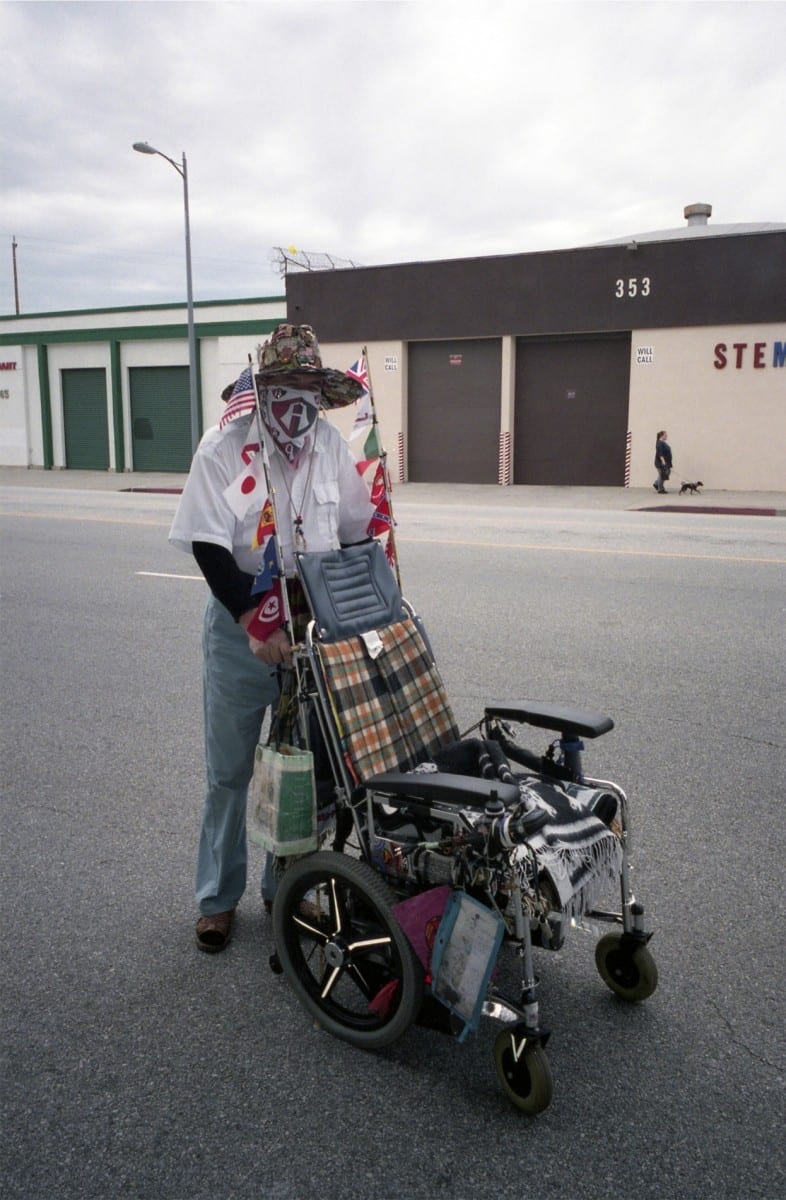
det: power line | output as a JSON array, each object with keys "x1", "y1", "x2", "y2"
[{"x1": 1, "y1": 231, "x2": 274, "y2": 271}]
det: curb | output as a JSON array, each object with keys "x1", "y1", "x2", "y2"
[{"x1": 635, "y1": 505, "x2": 781, "y2": 517}]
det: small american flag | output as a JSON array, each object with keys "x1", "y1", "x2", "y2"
[{"x1": 219, "y1": 367, "x2": 257, "y2": 429}]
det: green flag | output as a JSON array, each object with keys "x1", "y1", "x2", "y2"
[{"x1": 363, "y1": 424, "x2": 381, "y2": 461}]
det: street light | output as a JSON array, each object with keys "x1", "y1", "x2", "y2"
[{"x1": 133, "y1": 140, "x2": 199, "y2": 456}]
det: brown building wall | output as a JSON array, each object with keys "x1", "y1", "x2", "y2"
[{"x1": 287, "y1": 233, "x2": 786, "y2": 342}]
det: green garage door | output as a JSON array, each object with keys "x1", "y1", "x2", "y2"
[
  {"x1": 130, "y1": 366, "x2": 193, "y2": 471},
  {"x1": 62, "y1": 369, "x2": 110, "y2": 470}
]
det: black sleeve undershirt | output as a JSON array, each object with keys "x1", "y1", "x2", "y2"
[
  {"x1": 192, "y1": 541, "x2": 257, "y2": 621},
  {"x1": 193, "y1": 535, "x2": 375, "y2": 622}
]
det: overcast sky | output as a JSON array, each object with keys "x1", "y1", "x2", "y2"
[{"x1": 2, "y1": 0, "x2": 784, "y2": 315}]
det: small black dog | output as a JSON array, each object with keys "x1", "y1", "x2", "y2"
[{"x1": 679, "y1": 480, "x2": 703, "y2": 495}]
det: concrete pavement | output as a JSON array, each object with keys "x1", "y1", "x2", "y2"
[
  {"x1": 3, "y1": 472, "x2": 785, "y2": 1200},
  {"x1": 1, "y1": 465, "x2": 784, "y2": 514}
]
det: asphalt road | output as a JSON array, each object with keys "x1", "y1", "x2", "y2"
[{"x1": 1, "y1": 483, "x2": 784, "y2": 1200}]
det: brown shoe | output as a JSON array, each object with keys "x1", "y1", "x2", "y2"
[{"x1": 195, "y1": 909, "x2": 235, "y2": 953}]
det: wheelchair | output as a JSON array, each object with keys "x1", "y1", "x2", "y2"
[{"x1": 261, "y1": 543, "x2": 657, "y2": 1115}]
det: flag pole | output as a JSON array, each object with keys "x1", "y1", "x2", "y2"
[
  {"x1": 248, "y1": 354, "x2": 294, "y2": 636},
  {"x1": 363, "y1": 346, "x2": 402, "y2": 590}
]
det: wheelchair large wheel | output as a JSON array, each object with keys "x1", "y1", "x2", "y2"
[
  {"x1": 272, "y1": 851, "x2": 424, "y2": 1050},
  {"x1": 595, "y1": 932, "x2": 658, "y2": 1002},
  {"x1": 493, "y1": 1026, "x2": 553, "y2": 1115}
]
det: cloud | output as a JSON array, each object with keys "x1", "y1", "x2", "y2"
[{"x1": 1, "y1": 0, "x2": 783, "y2": 313}]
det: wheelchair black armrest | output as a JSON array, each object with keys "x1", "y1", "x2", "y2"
[
  {"x1": 484, "y1": 701, "x2": 614, "y2": 739},
  {"x1": 364, "y1": 770, "x2": 521, "y2": 811}
]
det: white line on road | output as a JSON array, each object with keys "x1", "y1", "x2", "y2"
[
  {"x1": 4, "y1": 510, "x2": 783, "y2": 567},
  {"x1": 136, "y1": 571, "x2": 203, "y2": 581}
]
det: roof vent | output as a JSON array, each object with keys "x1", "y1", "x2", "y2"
[{"x1": 684, "y1": 202, "x2": 712, "y2": 226}]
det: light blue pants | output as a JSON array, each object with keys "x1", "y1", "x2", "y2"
[{"x1": 196, "y1": 595, "x2": 280, "y2": 915}]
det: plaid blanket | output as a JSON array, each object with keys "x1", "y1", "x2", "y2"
[{"x1": 316, "y1": 618, "x2": 459, "y2": 782}]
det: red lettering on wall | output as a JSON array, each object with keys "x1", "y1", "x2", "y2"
[
  {"x1": 714, "y1": 340, "x2": 786, "y2": 368},
  {"x1": 0, "y1": 362, "x2": 18, "y2": 370}
]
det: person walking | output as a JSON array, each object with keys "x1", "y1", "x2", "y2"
[
  {"x1": 169, "y1": 324, "x2": 372, "y2": 952},
  {"x1": 654, "y1": 430, "x2": 672, "y2": 493}
]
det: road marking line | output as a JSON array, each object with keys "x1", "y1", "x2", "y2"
[
  {"x1": 401, "y1": 536, "x2": 786, "y2": 566},
  {"x1": 0, "y1": 510, "x2": 168, "y2": 527},
  {"x1": 4, "y1": 511, "x2": 784, "y2": 566},
  {"x1": 136, "y1": 571, "x2": 203, "y2": 581}
]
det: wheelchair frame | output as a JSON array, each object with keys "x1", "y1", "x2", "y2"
[{"x1": 267, "y1": 560, "x2": 656, "y2": 1115}]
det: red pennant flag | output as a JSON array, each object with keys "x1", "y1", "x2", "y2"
[
  {"x1": 369, "y1": 461, "x2": 386, "y2": 506},
  {"x1": 367, "y1": 461, "x2": 393, "y2": 536},
  {"x1": 368, "y1": 509, "x2": 393, "y2": 537},
  {"x1": 244, "y1": 578, "x2": 284, "y2": 641},
  {"x1": 384, "y1": 531, "x2": 397, "y2": 570},
  {"x1": 355, "y1": 458, "x2": 377, "y2": 477}
]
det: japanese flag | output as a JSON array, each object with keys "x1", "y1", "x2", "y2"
[{"x1": 222, "y1": 453, "x2": 266, "y2": 519}]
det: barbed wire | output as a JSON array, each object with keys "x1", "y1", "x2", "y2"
[{"x1": 271, "y1": 247, "x2": 362, "y2": 277}]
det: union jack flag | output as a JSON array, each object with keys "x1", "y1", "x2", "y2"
[
  {"x1": 346, "y1": 354, "x2": 369, "y2": 393},
  {"x1": 219, "y1": 367, "x2": 257, "y2": 429}
]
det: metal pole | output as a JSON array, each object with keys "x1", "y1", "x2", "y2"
[
  {"x1": 133, "y1": 142, "x2": 199, "y2": 455},
  {"x1": 180, "y1": 153, "x2": 199, "y2": 454},
  {"x1": 12, "y1": 236, "x2": 20, "y2": 314}
]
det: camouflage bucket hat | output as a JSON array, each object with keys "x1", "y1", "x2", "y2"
[{"x1": 254, "y1": 323, "x2": 363, "y2": 409}]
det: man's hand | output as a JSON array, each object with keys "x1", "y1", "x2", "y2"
[{"x1": 238, "y1": 616, "x2": 293, "y2": 666}]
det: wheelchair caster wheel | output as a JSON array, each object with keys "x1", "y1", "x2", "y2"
[
  {"x1": 595, "y1": 932, "x2": 658, "y2": 1002},
  {"x1": 269, "y1": 951, "x2": 283, "y2": 975},
  {"x1": 493, "y1": 1026, "x2": 553, "y2": 1115}
]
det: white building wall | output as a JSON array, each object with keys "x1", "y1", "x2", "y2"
[
  {"x1": 23, "y1": 346, "x2": 43, "y2": 468},
  {"x1": 121, "y1": 338, "x2": 190, "y2": 470},
  {"x1": 209, "y1": 334, "x2": 271, "y2": 431},
  {"x1": 3, "y1": 299, "x2": 782, "y2": 491},
  {"x1": 0, "y1": 297, "x2": 285, "y2": 467},
  {"x1": 0, "y1": 347, "x2": 28, "y2": 466},
  {"x1": 47, "y1": 341, "x2": 114, "y2": 469},
  {"x1": 628, "y1": 324, "x2": 786, "y2": 490},
  {"x1": 7, "y1": 299, "x2": 284, "y2": 337},
  {"x1": 321, "y1": 341, "x2": 407, "y2": 480}
]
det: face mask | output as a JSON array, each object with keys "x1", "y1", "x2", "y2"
[{"x1": 261, "y1": 385, "x2": 320, "y2": 467}]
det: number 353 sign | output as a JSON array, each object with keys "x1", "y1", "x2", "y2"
[{"x1": 615, "y1": 276, "x2": 651, "y2": 298}]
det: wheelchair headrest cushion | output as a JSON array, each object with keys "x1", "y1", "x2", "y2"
[{"x1": 296, "y1": 542, "x2": 405, "y2": 641}]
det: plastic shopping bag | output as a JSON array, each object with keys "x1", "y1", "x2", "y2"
[{"x1": 248, "y1": 743, "x2": 317, "y2": 855}]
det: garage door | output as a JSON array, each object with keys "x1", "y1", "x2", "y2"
[
  {"x1": 514, "y1": 335, "x2": 631, "y2": 485},
  {"x1": 62, "y1": 368, "x2": 109, "y2": 470},
  {"x1": 408, "y1": 339, "x2": 501, "y2": 483},
  {"x1": 129, "y1": 366, "x2": 192, "y2": 472}
]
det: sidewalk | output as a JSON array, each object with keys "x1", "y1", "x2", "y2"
[{"x1": 1, "y1": 465, "x2": 784, "y2": 515}]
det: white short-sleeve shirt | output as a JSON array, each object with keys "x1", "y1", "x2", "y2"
[{"x1": 169, "y1": 414, "x2": 374, "y2": 576}]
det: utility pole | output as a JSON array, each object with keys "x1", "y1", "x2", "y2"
[{"x1": 12, "y1": 236, "x2": 20, "y2": 314}]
